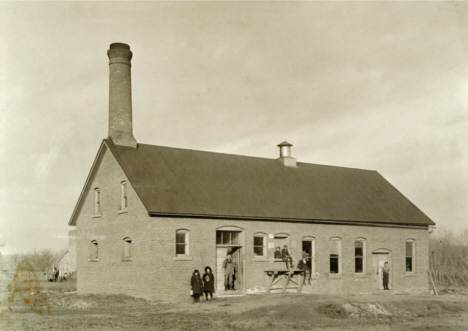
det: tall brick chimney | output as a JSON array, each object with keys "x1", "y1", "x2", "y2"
[{"x1": 107, "y1": 43, "x2": 137, "y2": 148}]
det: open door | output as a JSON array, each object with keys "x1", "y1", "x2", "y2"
[
  {"x1": 216, "y1": 247, "x2": 227, "y2": 291},
  {"x1": 372, "y1": 252, "x2": 390, "y2": 290}
]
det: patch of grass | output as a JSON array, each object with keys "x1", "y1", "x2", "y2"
[{"x1": 39, "y1": 279, "x2": 77, "y2": 293}]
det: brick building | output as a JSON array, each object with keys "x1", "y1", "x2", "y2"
[{"x1": 69, "y1": 43, "x2": 435, "y2": 302}]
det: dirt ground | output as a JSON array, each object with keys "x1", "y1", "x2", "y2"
[{"x1": 1, "y1": 283, "x2": 468, "y2": 331}]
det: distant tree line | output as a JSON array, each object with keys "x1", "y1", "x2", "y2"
[
  {"x1": 430, "y1": 229, "x2": 468, "y2": 287},
  {"x1": 2, "y1": 248, "x2": 67, "y2": 274}
]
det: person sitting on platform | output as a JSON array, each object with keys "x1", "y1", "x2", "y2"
[
  {"x1": 274, "y1": 246, "x2": 282, "y2": 259},
  {"x1": 297, "y1": 252, "x2": 312, "y2": 284},
  {"x1": 281, "y1": 245, "x2": 294, "y2": 269}
]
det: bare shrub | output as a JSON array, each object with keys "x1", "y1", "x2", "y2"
[{"x1": 429, "y1": 229, "x2": 468, "y2": 287}]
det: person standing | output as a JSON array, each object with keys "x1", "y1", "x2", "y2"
[
  {"x1": 202, "y1": 266, "x2": 215, "y2": 301},
  {"x1": 190, "y1": 269, "x2": 203, "y2": 303},
  {"x1": 382, "y1": 262, "x2": 390, "y2": 290},
  {"x1": 223, "y1": 254, "x2": 234, "y2": 290}
]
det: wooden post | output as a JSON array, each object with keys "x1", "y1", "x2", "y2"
[
  {"x1": 297, "y1": 272, "x2": 304, "y2": 293},
  {"x1": 265, "y1": 272, "x2": 274, "y2": 293},
  {"x1": 282, "y1": 274, "x2": 290, "y2": 293},
  {"x1": 428, "y1": 270, "x2": 438, "y2": 296}
]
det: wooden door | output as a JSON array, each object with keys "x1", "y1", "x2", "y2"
[{"x1": 216, "y1": 247, "x2": 227, "y2": 291}]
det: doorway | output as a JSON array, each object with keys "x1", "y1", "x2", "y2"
[
  {"x1": 372, "y1": 251, "x2": 391, "y2": 290},
  {"x1": 216, "y1": 230, "x2": 243, "y2": 292}
]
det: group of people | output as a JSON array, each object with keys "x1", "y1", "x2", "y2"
[
  {"x1": 190, "y1": 267, "x2": 215, "y2": 303},
  {"x1": 274, "y1": 245, "x2": 295, "y2": 269},
  {"x1": 274, "y1": 245, "x2": 312, "y2": 284}
]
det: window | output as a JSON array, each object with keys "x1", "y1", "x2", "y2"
[
  {"x1": 216, "y1": 231, "x2": 239, "y2": 246},
  {"x1": 176, "y1": 230, "x2": 189, "y2": 256},
  {"x1": 330, "y1": 238, "x2": 342, "y2": 275},
  {"x1": 94, "y1": 188, "x2": 101, "y2": 215},
  {"x1": 406, "y1": 240, "x2": 415, "y2": 272},
  {"x1": 90, "y1": 240, "x2": 98, "y2": 261},
  {"x1": 120, "y1": 181, "x2": 128, "y2": 210},
  {"x1": 253, "y1": 233, "x2": 266, "y2": 257},
  {"x1": 123, "y1": 237, "x2": 132, "y2": 260},
  {"x1": 355, "y1": 239, "x2": 366, "y2": 274}
]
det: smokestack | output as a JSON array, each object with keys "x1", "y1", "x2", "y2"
[
  {"x1": 277, "y1": 141, "x2": 297, "y2": 167},
  {"x1": 107, "y1": 43, "x2": 137, "y2": 148}
]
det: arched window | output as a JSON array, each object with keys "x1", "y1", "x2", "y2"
[
  {"x1": 90, "y1": 240, "x2": 98, "y2": 261},
  {"x1": 355, "y1": 238, "x2": 366, "y2": 274},
  {"x1": 253, "y1": 233, "x2": 266, "y2": 257},
  {"x1": 120, "y1": 181, "x2": 128, "y2": 210},
  {"x1": 406, "y1": 239, "x2": 415, "y2": 273},
  {"x1": 94, "y1": 188, "x2": 101, "y2": 215},
  {"x1": 176, "y1": 230, "x2": 189, "y2": 256},
  {"x1": 330, "y1": 237, "x2": 342, "y2": 275},
  {"x1": 123, "y1": 237, "x2": 132, "y2": 260}
]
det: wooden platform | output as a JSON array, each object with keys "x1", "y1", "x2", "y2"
[{"x1": 264, "y1": 269, "x2": 305, "y2": 293}]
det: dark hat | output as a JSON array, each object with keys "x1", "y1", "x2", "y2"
[
  {"x1": 193, "y1": 269, "x2": 200, "y2": 275},
  {"x1": 205, "y1": 266, "x2": 212, "y2": 273}
]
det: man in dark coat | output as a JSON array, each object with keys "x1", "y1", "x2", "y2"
[
  {"x1": 190, "y1": 269, "x2": 203, "y2": 303},
  {"x1": 202, "y1": 266, "x2": 215, "y2": 301},
  {"x1": 274, "y1": 246, "x2": 282, "y2": 259},
  {"x1": 297, "y1": 252, "x2": 312, "y2": 284},
  {"x1": 281, "y1": 245, "x2": 294, "y2": 269}
]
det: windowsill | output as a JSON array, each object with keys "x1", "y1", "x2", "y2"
[
  {"x1": 173, "y1": 256, "x2": 193, "y2": 261},
  {"x1": 405, "y1": 273, "x2": 418, "y2": 277},
  {"x1": 118, "y1": 209, "x2": 128, "y2": 214},
  {"x1": 122, "y1": 258, "x2": 133, "y2": 262},
  {"x1": 88, "y1": 259, "x2": 99, "y2": 262},
  {"x1": 92, "y1": 214, "x2": 101, "y2": 218},
  {"x1": 252, "y1": 257, "x2": 270, "y2": 262},
  {"x1": 328, "y1": 274, "x2": 343, "y2": 279},
  {"x1": 353, "y1": 274, "x2": 369, "y2": 279}
]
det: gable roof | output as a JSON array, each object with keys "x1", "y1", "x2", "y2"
[{"x1": 99, "y1": 139, "x2": 434, "y2": 227}]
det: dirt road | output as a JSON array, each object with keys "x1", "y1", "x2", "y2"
[{"x1": 1, "y1": 290, "x2": 468, "y2": 330}]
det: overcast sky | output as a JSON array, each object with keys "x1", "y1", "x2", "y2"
[{"x1": 1, "y1": 2, "x2": 467, "y2": 254}]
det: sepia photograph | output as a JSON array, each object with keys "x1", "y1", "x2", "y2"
[{"x1": 1, "y1": 1, "x2": 467, "y2": 330}]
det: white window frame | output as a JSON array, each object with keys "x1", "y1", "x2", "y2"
[
  {"x1": 120, "y1": 181, "x2": 128, "y2": 211},
  {"x1": 253, "y1": 233, "x2": 267, "y2": 258},
  {"x1": 176, "y1": 229, "x2": 189, "y2": 257},
  {"x1": 123, "y1": 237, "x2": 132, "y2": 261},
  {"x1": 355, "y1": 238, "x2": 366, "y2": 275},
  {"x1": 329, "y1": 237, "x2": 342, "y2": 276},
  {"x1": 94, "y1": 188, "x2": 101, "y2": 216},
  {"x1": 406, "y1": 239, "x2": 416, "y2": 273}
]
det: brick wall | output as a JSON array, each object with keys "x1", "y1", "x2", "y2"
[{"x1": 75, "y1": 145, "x2": 431, "y2": 302}]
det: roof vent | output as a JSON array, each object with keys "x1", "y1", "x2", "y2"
[{"x1": 277, "y1": 141, "x2": 297, "y2": 167}]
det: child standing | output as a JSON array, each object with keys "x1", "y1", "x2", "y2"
[
  {"x1": 190, "y1": 269, "x2": 203, "y2": 303},
  {"x1": 202, "y1": 266, "x2": 215, "y2": 301}
]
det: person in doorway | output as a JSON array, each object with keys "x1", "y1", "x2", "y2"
[
  {"x1": 382, "y1": 262, "x2": 390, "y2": 290},
  {"x1": 223, "y1": 254, "x2": 234, "y2": 290},
  {"x1": 274, "y1": 246, "x2": 282, "y2": 259},
  {"x1": 281, "y1": 245, "x2": 294, "y2": 269},
  {"x1": 190, "y1": 269, "x2": 203, "y2": 303},
  {"x1": 297, "y1": 252, "x2": 312, "y2": 284},
  {"x1": 202, "y1": 266, "x2": 215, "y2": 301}
]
